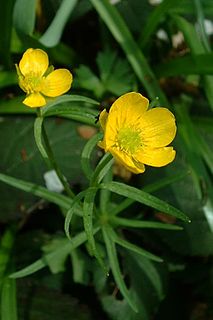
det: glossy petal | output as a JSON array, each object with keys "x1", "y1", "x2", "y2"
[
  {"x1": 19, "y1": 48, "x2": 49, "y2": 77},
  {"x1": 139, "y1": 108, "x2": 177, "y2": 147},
  {"x1": 109, "y1": 92, "x2": 149, "y2": 128},
  {"x1": 136, "y1": 146, "x2": 176, "y2": 167},
  {"x1": 42, "y1": 69, "x2": 72, "y2": 97},
  {"x1": 23, "y1": 93, "x2": 46, "y2": 107},
  {"x1": 110, "y1": 147, "x2": 145, "y2": 174}
]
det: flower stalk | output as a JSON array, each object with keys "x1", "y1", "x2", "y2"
[{"x1": 36, "y1": 108, "x2": 75, "y2": 198}]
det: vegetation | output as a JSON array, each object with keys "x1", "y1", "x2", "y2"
[{"x1": 0, "y1": 0, "x2": 212, "y2": 319}]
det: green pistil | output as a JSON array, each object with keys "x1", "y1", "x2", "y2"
[
  {"x1": 20, "y1": 74, "x2": 44, "y2": 94},
  {"x1": 117, "y1": 127, "x2": 141, "y2": 154}
]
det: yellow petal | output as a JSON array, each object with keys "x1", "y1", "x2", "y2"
[
  {"x1": 109, "y1": 147, "x2": 145, "y2": 174},
  {"x1": 19, "y1": 48, "x2": 49, "y2": 77},
  {"x1": 99, "y1": 109, "x2": 108, "y2": 130},
  {"x1": 139, "y1": 108, "x2": 176, "y2": 147},
  {"x1": 23, "y1": 93, "x2": 46, "y2": 108},
  {"x1": 109, "y1": 92, "x2": 149, "y2": 128},
  {"x1": 104, "y1": 92, "x2": 149, "y2": 150},
  {"x1": 136, "y1": 146, "x2": 176, "y2": 167},
  {"x1": 42, "y1": 69, "x2": 72, "y2": 97}
]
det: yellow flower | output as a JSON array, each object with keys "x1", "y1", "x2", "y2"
[
  {"x1": 16, "y1": 48, "x2": 73, "y2": 108},
  {"x1": 98, "y1": 92, "x2": 177, "y2": 174}
]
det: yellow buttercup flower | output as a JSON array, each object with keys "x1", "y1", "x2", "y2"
[
  {"x1": 16, "y1": 48, "x2": 73, "y2": 108},
  {"x1": 98, "y1": 92, "x2": 177, "y2": 174}
]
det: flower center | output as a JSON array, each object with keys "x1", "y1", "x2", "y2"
[
  {"x1": 117, "y1": 126, "x2": 142, "y2": 154},
  {"x1": 19, "y1": 73, "x2": 45, "y2": 94}
]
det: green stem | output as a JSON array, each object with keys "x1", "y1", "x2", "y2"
[{"x1": 36, "y1": 108, "x2": 75, "y2": 198}]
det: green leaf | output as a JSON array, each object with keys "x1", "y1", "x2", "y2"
[
  {"x1": 1, "y1": 277, "x2": 17, "y2": 320},
  {"x1": 0, "y1": 172, "x2": 77, "y2": 212},
  {"x1": 0, "y1": 117, "x2": 86, "y2": 221},
  {"x1": 13, "y1": 0, "x2": 37, "y2": 35},
  {"x1": 64, "y1": 191, "x2": 85, "y2": 240},
  {"x1": 75, "y1": 65, "x2": 105, "y2": 98},
  {"x1": 89, "y1": 0, "x2": 168, "y2": 105},
  {"x1": 83, "y1": 188, "x2": 105, "y2": 270},
  {"x1": 194, "y1": 0, "x2": 211, "y2": 52},
  {"x1": 111, "y1": 171, "x2": 189, "y2": 215},
  {"x1": 96, "y1": 49, "x2": 117, "y2": 82},
  {"x1": 100, "y1": 181, "x2": 190, "y2": 222},
  {"x1": 81, "y1": 132, "x2": 103, "y2": 180},
  {"x1": 42, "y1": 237, "x2": 71, "y2": 274},
  {"x1": 139, "y1": 0, "x2": 184, "y2": 48},
  {"x1": 109, "y1": 228, "x2": 163, "y2": 263},
  {"x1": 42, "y1": 95, "x2": 99, "y2": 114},
  {"x1": 70, "y1": 249, "x2": 90, "y2": 285},
  {"x1": 41, "y1": 95, "x2": 99, "y2": 125},
  {"x1": 102, "y1": 226, "x2": 138, "y2": 312},
  {"x1": 111, "y1": 216, "x2": 183, "y2": 230},
  {"x1": 91, "y1": 152, "x2": 113, "y2": 186},
  {"x1": 99, "y1": 169, "x2": 113, "y2": 214},
  {"x1": 10, "y1": 229, "x2": 99, "y2": 278},
  {"x1": 155, "y1": 54, "x2": 213, "y2": 77},
  {"x1": 34, "y1": 117, "x2": 49, "y2": 162},
  {"x1": 96, "y1": 49, "x2": 136, "y2": 96},
  {"x1": 40, "y1": 0, "x2": 78, "y2": 47},
  {"x1": 127, "y1": 252, "x2": 165, "y2": 305}
]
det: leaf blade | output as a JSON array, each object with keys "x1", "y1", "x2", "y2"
[{"x1": 100, "y1": 181, "x2": 190, "y2": 222}]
